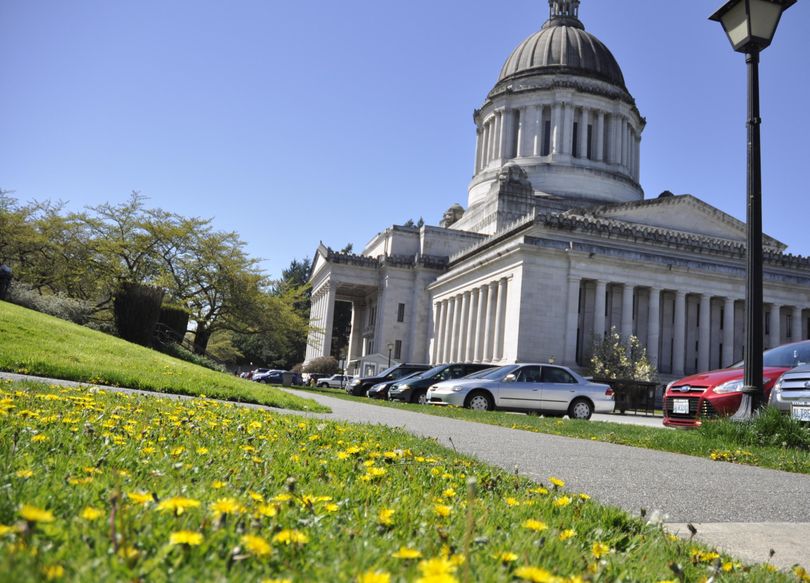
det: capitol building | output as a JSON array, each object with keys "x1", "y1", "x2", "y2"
[{"x1": 306, "y1": 0, "x2": 810, "y2": 379}]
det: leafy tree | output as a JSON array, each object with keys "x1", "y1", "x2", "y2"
[{"x1": 587, "y1": 327, "x2": 657, "y2": 382}]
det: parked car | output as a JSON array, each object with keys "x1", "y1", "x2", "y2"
[
  {"x1": 663, "y1": 339, "x2": 810, "y2": 428},
  {"x1": 768, "y1": 363, "x2": 810, "y2": 420},
  {"x1": 254, "y1": 370, "x2": 286, "y2": 384},
  {"x1": 347, "y1": 364, "x2": 432, "y2": 396},
  {"x1": 317, "y1": 375, "x2": 354, "y2": 389},
  {"x1": 367, "y1": 371, "x2": 425, "y2": 400},
  {"x1": 426, "y1": 363, "x2": 613, "y2": 419},
  {"x1": 389, "y1": 363, "x2": 494, "y2": 404},
  {"x1": 252, "y1": 369, "x2": 282, "y2": 383}
]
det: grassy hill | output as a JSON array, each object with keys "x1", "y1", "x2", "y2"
[{"x1": 0, "y1": 301, "x2": 325, "y2": 412}]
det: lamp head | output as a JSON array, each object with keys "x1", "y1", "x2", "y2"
[{"x1": 710, "y1": 0, "x2": 796, "y2": 53}]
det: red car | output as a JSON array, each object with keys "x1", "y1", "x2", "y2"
[{"x1": 663, "y1": 340, "x2": 810, "y2": 428}]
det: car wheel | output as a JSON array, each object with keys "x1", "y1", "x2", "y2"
[
  {"x1": 318, "y1": 383, "x2": 328, "y2": 388},
  {"x1": 568, "y1": 398, "x2": 593, "y2": 420},
  {"x1": 414, "y1": 391, "x2": 427, "y2": 405},
  {"x1": 465, "y1": 391, "x2": 494, "y2": 411}
]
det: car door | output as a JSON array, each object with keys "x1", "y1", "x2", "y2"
[
  {"x1": 495, "y1": 365, "x2": 543, "y2": 410},
  {"x1": 538, "y1": 366, "x2": 580, "y2": 412}
]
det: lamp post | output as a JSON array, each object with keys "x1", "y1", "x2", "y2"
[
  {"x1": 387, "y1": 343, "x2": 393, "y2": 368},
  {"x1": 710, "y1": 0, "x2": 795, "y2": 419}
]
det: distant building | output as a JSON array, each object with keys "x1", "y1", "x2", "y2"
[{"x1": 306, "y1": 0, "x2": 810, "y2": 378}]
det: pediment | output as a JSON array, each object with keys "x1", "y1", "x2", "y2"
[{"x1": 586, "y1": 195, "x2": 785, "y2": 251}]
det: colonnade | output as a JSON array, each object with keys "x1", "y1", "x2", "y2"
[
  {"x1": 432, "y1": 277, "x2": 509, "y2": 365},
  {"x1": 564, "y1": 277, "x2": 807, "y2": 376},
  {"x1": 304, "y1": 283, "x2": 336, "y2": 362},
  {"x1": 475, "y1": 104, "x2": 640, "y2": 180}
]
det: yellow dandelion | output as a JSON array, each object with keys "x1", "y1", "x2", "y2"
[
  {"x1": 248, "y1": 491, "x2": 265, "y2": 502},
  {"x1": 19, "y1": 504, "x2": 55, "y2": 523},
  {"x1": 529, "y1": 486, "x2": 549, "y2": 495},
  {"x1": 127, "y1": 491, "x2": 153, "y2": 505},
  {"x1": 552, "y1": 496, "x2": 572, "y2": 508},
  {"x1": 578, "y1": 493, "x2": 591, "y2": 501},
  {"x1": 514, "y1": 566, "x2": 555, "y2": 583},
  {"x1": 41, "y1": 565, "x2": 65, "y2": 580},
  {"x1": 117, "y1": 545, "x2": 140, "y2": 561},
  {"x1": 549, "y1": 477, "x2": 565, "y2": 488},
  {"x1": 257, "y1": 503, "x2": 278, "y2": 518},
  {"x1": 262, "y1": 579, "x2": 292, "y2": 583},
  {"x1": 324, "y1": 503, "x2": 339, "y2": 513},
  {"x1": 443, "y1": 488, "x2": 456, "y2": 498},
  {"x1": 559, "y1": 529, "x2": 576, "y2": 541},
  {"x1": 592, "y1": 542, "x2": 611, "y2": 559},
  {"x1": 391, "y1": 547, "x2": 423, "y2": 559},
  {"x1": 32, "y1": 434, "x2": 49, "y2": 443},
  {"x1": 169, "y1": 530, "x2": 203, "y2": 546},
  {"x1": 210, "y1": 497, "x2": 244, "y2": 516},
  {"x1": 80, "y1": 507, "x2": 104, "y2": 521},
  {"x1": 0, "y1": 525, "x2": 19, "y2": 536},
  {"x1": 357, "y1": 570, "x2": 391, "y2": 583},
  {"x1": 378, "y1": 508, "x2": 395, "y2": 526},
  {"x1": 273, "y1": 529, "x2": 309, "y2": 545},
  {"x1": 241, "y1": 534, "x2": 272, "y2": 557},
  {"x1": 504, "y1": 497, "x2": 520, "y2": 507},
  {"x1": 433, "y1": 504, "x2": 452, "y2": 518},
  {"x1": 417, "y1": 556, "x2": 457, "y2": 578},
  {"x1": 157, "y1": 496, "x2": 200, "y2": 515},
  {"x1": 15, "y1": 469, "x2": 33, "y2": 479},
  {"x1": 522, "y1": 519, "x2": 548, "y2": 532},
  {"x1": 211, "y1": 480, "x2": 227, "y2": 489},
  {"x1": 195, "y1": 447, "x2": 209, "y2": 455},
  {"x1": 493, "y1": 551, "x2": 518, "y2": 562}
]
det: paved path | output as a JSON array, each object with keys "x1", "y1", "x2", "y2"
[{"x1": 4, "y1": 372, "x2": 808, "y2": 568}]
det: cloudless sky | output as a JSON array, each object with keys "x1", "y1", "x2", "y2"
[{"x1": 1, "y1": 0, "x2": 808, "y2": 279}]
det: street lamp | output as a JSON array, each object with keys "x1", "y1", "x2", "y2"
[
  {"x1": 709, "y1": 0, "x2": 795, "y2": 419},
  {"x1": 387, "y1": 343, "x2": 393, "y2": 368}
]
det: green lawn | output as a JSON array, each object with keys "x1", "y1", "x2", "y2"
[
  {"x1": 296, "y1": 386, "x2": 810, "y2": 475},
  {"x1": 0, "y1": 301, "x2": 325, "y2": 412},
  {"x1": 0, "y1": 381, "x2": 799, "y2": 582}
]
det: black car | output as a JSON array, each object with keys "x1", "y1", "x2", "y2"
[
  {"x1": 388, "y1": 363, "x2": 494, "y2": 404},
  {"x1": 346, "y1": 363, "x2": 431, "y2": 396},
  {"x1": 366, "y1": 371, "x2": 424, "y2": 400}
]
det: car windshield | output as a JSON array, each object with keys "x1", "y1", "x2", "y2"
[
  {"x1": 475, "y1": 364, "x2": 520, "y2": 380},
  {"x1": 461, "y1": 367, "x2": 498, "y2": 379},
  {"x1": 397, "y1": 371, "x2": 425, "y2": 382},
  {"x1": 731, "y1": 341, "x2": 810, "y2": 369},
  {"x1": 376, "y1": 366, "x2": 399, "y2": 378},
  {"x1": 414, "y1": 365, "x2": 448, "y2": 380}
]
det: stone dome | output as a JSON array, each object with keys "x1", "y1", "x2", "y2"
[{"x1": 497, "y1": 2, "x2": 625, "y2": 89}]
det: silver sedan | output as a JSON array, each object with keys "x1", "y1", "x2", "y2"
[
  {"x1": 769, "y1": 364, "x2": 810, "y2": 420},
  {"x1": 425, "y1": 363, "x2": 614, "y2": 420}
]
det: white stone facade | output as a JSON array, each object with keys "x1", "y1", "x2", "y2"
[{"x1": 304, "y1": 1, "x2": 810, "y2": 378}]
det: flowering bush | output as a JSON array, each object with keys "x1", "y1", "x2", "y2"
[{"x1": 587, "y1": 327, "x2": 657, "y2": 382}]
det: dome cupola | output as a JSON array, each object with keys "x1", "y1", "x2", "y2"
[{"x1": 454, "y1": 0, "x2": 647, "y2": 235}]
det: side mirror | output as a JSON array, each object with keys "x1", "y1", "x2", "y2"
[{"x1": 504, "y1": 374, "x2": 517, "y2": 383}]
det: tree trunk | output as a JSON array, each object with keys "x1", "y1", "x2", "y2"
[{"x1": 193, "y1": 326, "x2": 212, "y2": 355}]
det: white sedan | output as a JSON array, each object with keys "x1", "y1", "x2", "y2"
[{"x1": 425, "y1": 363, "x2": 614, "y2": 420}]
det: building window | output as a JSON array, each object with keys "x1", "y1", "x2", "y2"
[
  {"x1": 765, "y1": 311, "x2": 771, "y2": 335},
  {"x1": 542, "y1": 120, "x2": 551, "y2": 156},
  {"x1": 369, "y1": 304, "x2": 376, "y2": 326},
  {"x1": 587, "y1": 124, "x2": 593, "y2": 159},
  {"x1": 787, "y1": 317, "x2": 793, "y2": 339},
  {"x1": 720, "y1": 307, "x2": 724, "y2": 330},
  {"x1": 510, "y1": 110, "x2": 520, "y2": 158},
  {"x1": 572, "y1": 121, "x2": 579, "y2": 158},
  {"x1": 397, "y1": 303, "x2": 405, "y2": 323},
  {"x1": 394, "y1": 340, "x2": 402, "y2": 360}
]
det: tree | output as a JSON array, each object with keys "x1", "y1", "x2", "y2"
[
  {"x1": 587, "y1": 328, "x2": 657, "y2": 382},
  {"x1": 302, "y1": 356, "x2": 338, "y2": 375}
]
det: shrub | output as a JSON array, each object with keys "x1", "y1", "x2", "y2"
[
  {"x1": 6, "y1": 282, "x2": 92, "y2": 325},
  {"x1": 587, "y1": 328, "x2": 657, "y2": 382},
  {"x1": 303, "y1": 355, "x2": 338, "y2": 375},
  {"x1": 113, "y1": 282, "x2": 164, "y2": 346},
  {"x1": 158, "y1": 341, "x2": 227, "y2": 373},
  {"x1": 158, "y1": 305, "x2": 190, "y2": 343}
]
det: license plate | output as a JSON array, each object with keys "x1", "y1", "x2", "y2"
[
  {"x1": 791, "y1": 405, "x2": 810, "y2": 422},
  {"x1": 673, "y1": 399, "x2": 690, "y2": 415}
]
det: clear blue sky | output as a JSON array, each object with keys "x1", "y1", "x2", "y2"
[{"x1": 2, "y1": 0, "x2": 808, "y2": 279}]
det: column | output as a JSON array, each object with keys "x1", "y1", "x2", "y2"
[
  {"x1": 474, "y1": 128, "x2": 483, "y2": 174},
  {"x1": 500, "y1": 109, "x2": 515, "y2": 160},
  {"x1": 449, "y1": 296, "x2": 462, "y2": 362},
  {"x1": 613, "y1": 117, "x2": 623, "y2": 165},
  {"x1": 579, "y1": 108, "x2": 590, "y2": 159},
  {"x1": 564, "y1": 276, "x2": 582, "y2": 364},
  {"x1": 516, "y1": 108, "x2": 528, "y2": 157},
  {"x1": 493, "y1": 278, "x2": 508, "y2": 361},
  {"x1": 551, "y1": 103, "x2": 563, "y2": 155},
  {"x1": 457, "y1": 292, "x2": 470, "y2": 362},
  {"x1": 432, "y1": 302, "x2": 445, "y2": 364},
  {"x1": 482, "y1": 122, "x2": 491, "y2": 168},
  {"x1": 532, "y1": 106, "x2": 543, "y2": 156},
  {"x1": 322, "y1": 284, "x2": 337, "y2": 359},
  {"x1": 595, "y1": 111, "x2": 605, "y2": 162},
  {"x1": 466, "y1": 289, "x2": 479, "y2": 362},
  {"x1": 621, "y1": 283, "x2": 634, "y2": 339},
  {"x1": 672, "y1": 290, "x2": 686, "y2": 376},
  {"x1": 634, "y1": 136, "x2": 641, "y2": 180},
  {"x1": 769, "y1": 304, "x2": 781, "y2": 348},
  {"x1": 474, "y1": 285, "x2": 488, "y2": 362},
  {"x1": 722, "y1": 298, "x2": 735, "y2": 367},
  {"x1": 698, "y1": 294, "x2": 711, "y2": 373},
  {"x1": 593, "y1": 280, "x2": 607, "y2": 341},
  {"x1": 493, "y1": 111, "x2": 503, "y2": 160},
  {"x1": 483, "y1": 282, "x2": 498, "y2": 361},
  {"x1": 793, "y1": 306, "x2": 804, "y2": 341},
  {"x1": 442, "y1": 298, "x2": 455, "y2": 364},
  {"x1": 647, "y1": 287, "x2": 661, "y2": 368},
  {"x1": 562, "y1": 103, "x2": 574, "y2": 156}
]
